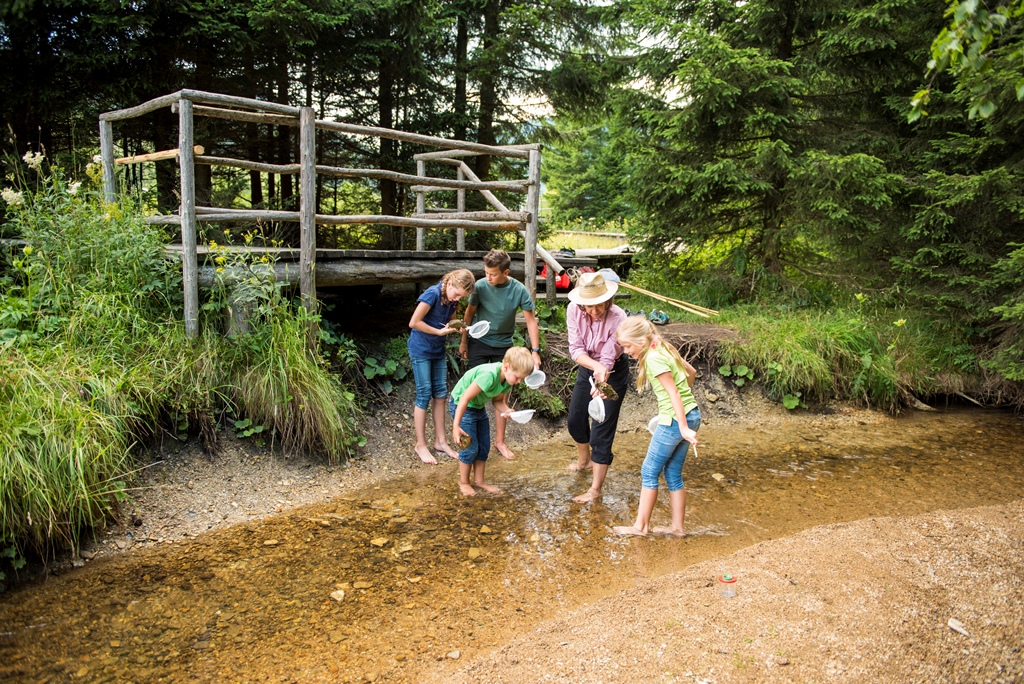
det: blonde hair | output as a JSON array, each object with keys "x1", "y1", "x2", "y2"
[
  {"x1": 440, "y1": 269, "x2": 475, "y2": 303},
  {"x1": 616, "y1": 316, "x2": 687, "y2": 391},
  {"x1": 502, "y1": 346, "x2": 535, "y2": 377}
]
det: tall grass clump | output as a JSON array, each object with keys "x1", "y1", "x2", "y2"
[
  {"x1": 0, "y1": 156, "x2": 359, "y2": 566},
  {"x1": 204, "y1": 236, "x2": 361, "y2": 458},
  {"x1": 716, "y1": 305, "x2": 971, "y2": 411}
]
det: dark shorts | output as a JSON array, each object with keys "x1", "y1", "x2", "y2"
[{"x1": 467, "y1": 338, "x2": 510, "y2": 368}]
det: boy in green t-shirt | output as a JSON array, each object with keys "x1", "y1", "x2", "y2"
[
  {"x1": 459, "y1": 249, "x2": 542, "y2": 460},
  {"x1": 449, "y1": 346, "x2": 534, "y2": 496}
]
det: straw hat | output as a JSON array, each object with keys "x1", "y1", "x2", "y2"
[{"x1": 568, "y1": 271, "x2": 619, "y2": 306}]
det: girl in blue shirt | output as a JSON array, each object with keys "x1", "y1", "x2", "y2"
[{"x1": 408, "y1": 269, "x2": 476, "y2": 464}]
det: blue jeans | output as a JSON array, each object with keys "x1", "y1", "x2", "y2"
[
  {"x1": 448, "y1": 396, "x2": 490, "y2": 465},
  {"x1": 641, "y1": 408, "x2": 701, "y2": 491},
  {"x1": 411, "y1": 356, "x2": 448, "y2": 410}
]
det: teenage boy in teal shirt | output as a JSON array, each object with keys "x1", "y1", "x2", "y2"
[{"x1": 459, "y1": 249, "x2": 542, "y2": 460}]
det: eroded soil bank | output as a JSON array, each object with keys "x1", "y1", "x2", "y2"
[{"x1": 1, "y1": 392, "x2": 1022, "y2": 683}]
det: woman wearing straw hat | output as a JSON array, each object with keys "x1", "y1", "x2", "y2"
[{"x1": 566, "y1": 270, "x2": 631, "y2": 503}]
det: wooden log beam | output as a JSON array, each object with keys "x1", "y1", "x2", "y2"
[
  {"x1": 412, "y1": 210, "x2": 528, "y2": 222},
  {"x1": 411, "y1": 182, "x2": 527, "y2": 194},
  {"x1": 100, "y1": 92, "x2": 183, "y2": 122},
  {"x1": 457, "y1": 161, "x2": 565, "y2": 275},
  {"x1": 189, "y1": 105, "x2": 297, "y2": 127},
  {"x1": 180, "y1": 89, "x2": 302, "y2": 116},
  {"x1": 193, "y1": 257, "x2": 532, "y2": 289},
  {"x1": 116, "y1": 145, "x2": 205, "y2": 165},
  {"x1": 413, "y1": 144, "x2": 539, "y2": 161},
  {"x1": 316, "y1": 164, "x2": 529, "y2": 191},
  {"x1": 316, "y1": 120, "x2": 530, "y2": 159},
  {"x1": 186, "y1": 206, "x2": 521, "y2": 230},
  {"x1": 195, "y1": 155, "x2": 299, "y2": 174}
]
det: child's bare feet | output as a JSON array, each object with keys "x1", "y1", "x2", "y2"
[
  {"x1": 475, "y1": 483, "x2": 501, "y2": 495},
  {"x1": 496, "y1": 443, "x2": 516, "y2": 460},
  {"x1": 459, "y1": 483, "x2": 476, "y2": 496},
  {"x1": 435, "y1": 442, "x2": 458, "y2": 459},
  {"x1": 415, "y1": 445, "x2": 438, "y2": 465},
  {"x1": 613, "y1": 525, "x2": 648, "y2": 536},
  {"x1": 567, "y1": 462, "x2": 592, "y2": 473},
  {"x1": 572, "y1": 488, "x2": 601, "y2": 503},
  {"x1": 652, "y1": 526, "x2": 687, "y2": 537}
]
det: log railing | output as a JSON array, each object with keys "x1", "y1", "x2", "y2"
[{"x1": 99, "y1": 89, "x2": 559, "y2": 339}]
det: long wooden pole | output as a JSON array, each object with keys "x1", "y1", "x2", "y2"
[
  {"x1": 457, "y1": 161, "x2": 565, "y2": 275},
  {"x1": 99, "y1": 120, "x2": 115, "y2": 203},
  {"x1": 456, "y1": 167, "x2": 466, "y2": 250},
  {"x1": 616, "y1": 281, "x2": 718, "y2": 318},
  {"x1": 178, "y1": 98, "x2": 199, "y2": 338},
  {"x1": 415, "y1": 159, "x2": 426, "y2": 251},
  {"x1": 116, "y1": 145, "x2": 205, "y2": 165},
  {"x1": 299, "y1": 106, "x2": 317, "y2": 339},
  {"x1": 524, "y1": 148, "x2": 541, "y2": 299}
]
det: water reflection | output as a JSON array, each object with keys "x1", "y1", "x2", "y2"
[{"x1": 1, "y1": 410, "x2": 1022, "y2": 683}]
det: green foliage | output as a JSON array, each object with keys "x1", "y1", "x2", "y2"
[
  {"x1": 534, "y1": 301, "x2": 567, "y2": 333},
  {"x1": 512, "y1": 386, "x2": 566, "y2": 418},
  {"x1": 0, "y1": 165, "x2": 361, "y2": 559},
  {"x1": 911, "y1": 0, "x2": 1024, "y2": 120}
]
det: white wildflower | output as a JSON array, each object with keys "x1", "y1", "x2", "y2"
[
  {"x1": 2, "y1": 188, "x2": 24, "y2": 207},
  {"x1": 68, "y1": 181, "x2": 82, "y2": 195},
  {"x1": 92, "y1": 154, "x2": 103, "y2": 164},
  {"x1": 22, "y1": 150, "x2": 44, "y2": 171}
]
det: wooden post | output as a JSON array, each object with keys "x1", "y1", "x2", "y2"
[
  {"x1": 178, "y1": 98, "x2": 199, "y2": 338},
  {"x1": 456, "y1": 167, "x2": 466, "y2": 250},
  {"x1": 415, "y1": 159, "x2": 426, "y2": 251},
  {"x1": 546, "y1": 259, "x2": 556, "y2": 304},
  {"x1": 299, "y1": 106, "x2": 317, "y2": 341},
  {"x1": 524, "y1": 148, "x2": 541, "y2": 299},
  {"x1": 99, "y1": 120, "x2": 116, "y2": 203}
]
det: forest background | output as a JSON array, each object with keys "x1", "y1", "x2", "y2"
[{"x1": 0, "y1": 0, "x2": 1023, "y2": 565}]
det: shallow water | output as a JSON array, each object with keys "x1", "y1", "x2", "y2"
[{"x1": 2, "y1": 409, "x2": 1023, "y2": 683}]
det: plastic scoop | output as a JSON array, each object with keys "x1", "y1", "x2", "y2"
[
  {"x1": 524, "y1": 369, "x2": 546, "y2": 389},
  {"x1": 647, "y1": 416, "x2": 660, "y2": 435},
  {"x1": 466, "y1": 320, "x2": 491, "y2": 339},
  {"x1": 508, "y1": 409, "x2": 536, "y2": 424}
]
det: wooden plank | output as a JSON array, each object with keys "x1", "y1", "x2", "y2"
[
  {"x1": 317, "y1": 120, "x2": 530, "y2": 159},
  {"x1": 299, "y1": 106, "x2": 317, "y2": 320},
  {"x1": 178, "y1": 99, "x2": 199, "y2": 338},
  {"x1": 411, "y1": 211, "x2": 528, "y2": 222},
  {"x1": 116, "y1": 145, "x2": 205, "y2": 165},
  {"x1": 100, "y1": 92, "x2": 182, "y2": 122},
  {"x1": 195, "y1": 155, "x2": 299, "y2": 174},
  {"x1": 189, "y1": 207, "x2": 521, "y2": 231},
  {"x1": 99, "y1": 120, "x2": 115, "y2": 202},
  {"x1": 190, "y1": 105, "x2": 298, "y2": 127}
]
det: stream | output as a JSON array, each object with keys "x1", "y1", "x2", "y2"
[{"x1": 1, "y1": 408, "x2": 1023, "y2": 683}]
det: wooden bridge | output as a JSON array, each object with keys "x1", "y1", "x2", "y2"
[{"x1": 99, "y1": 89, "x2": 569, "y2": 338}]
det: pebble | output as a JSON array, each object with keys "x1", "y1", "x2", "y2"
[
  {"x1": 330, "y1": 590, "x2": 345, "y2": 602},
  {"x1": 447, "y1": 650, "x2": 461, "y2": 660},
  {"x1": 468, "y1": 548, "x2": 481, "y2": 559}
]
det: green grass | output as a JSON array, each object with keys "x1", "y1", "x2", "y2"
[{"x1": 0, "y1": 166, "x2": 361, "y2": 566}]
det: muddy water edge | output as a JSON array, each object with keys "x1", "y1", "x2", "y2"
[{"x1": 1, "y1": 408, "x2": 1023, "y2": 683}]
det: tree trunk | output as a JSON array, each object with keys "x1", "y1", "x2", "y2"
[
  {"x1": 454, "y1": 12, "x2": 469, "y2": 142},
  {"x1": 378, "y1": 24, "x2": 398, "y2": 218},
  {"x1": 277, "y1": 60, "x2": 293, "y2": 208},
  {"x1": 475, "y1": 0, "x2": 500, "y2": 180}
]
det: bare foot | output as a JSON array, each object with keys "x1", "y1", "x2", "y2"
[
  {"x1": 496, "y1": 443, "x2": 517, "y2": 460},
  {"x1": 415, "y1": 445, "x2": 438, "y2": 465},
  {"x1": 567, "y1": 462, "x2": 593, "y2": 473},
  {"x1": 652, "y1": 526, "x2": 687, "y2": 537},
  {"x1": 435, "y1": 443, "x2": 458, "y2": 460},
  {"x1": 613, "y1": 525, "x2": 648, "y2": 536},
  {"x1": 475, "y1": 483, "x2": 502, "y2": 495},
  {"x1": 572, "y1": 488, "x2": 601, "y2": 503},
  {"x1": 459, "y1": 483, "x2": 476, "y2": 496}
]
